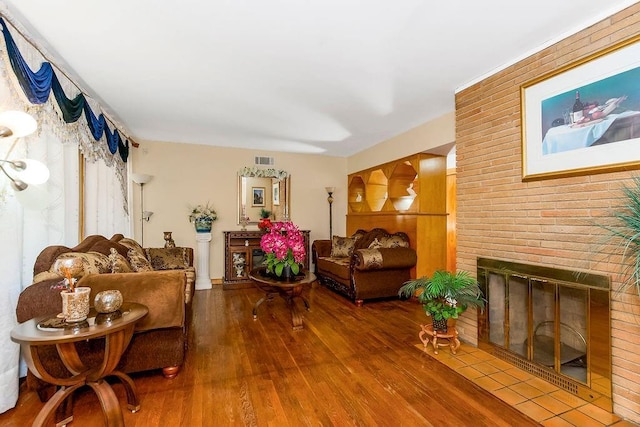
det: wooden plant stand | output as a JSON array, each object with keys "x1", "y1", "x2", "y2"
[{"x1": 419, "y1": 322, "x2": 461, "y2": 355}]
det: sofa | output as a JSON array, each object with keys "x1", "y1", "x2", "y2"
[
  {"x1": 312, "y1": 228, "x2": 417, "y2": 306},
  {"x1": 15, "y1": 234, "x2": 195, "y2": 400}
]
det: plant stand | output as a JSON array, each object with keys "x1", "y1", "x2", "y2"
[{"x1": 419, "y1": 322, "x2": 461, "y2": 355}]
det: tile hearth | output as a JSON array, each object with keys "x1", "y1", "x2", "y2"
[{"x1": 417, "y1": 343, "x2": 634, "y2": 426}]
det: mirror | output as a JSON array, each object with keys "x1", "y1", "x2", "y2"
[{"x1": 238, "y1": 167, "x2": 290, "y2": 224}]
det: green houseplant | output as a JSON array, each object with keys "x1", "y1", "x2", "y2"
[
  {"x1": 398, "y1": 270, "x2": 485, "y2": 331},
  {"x1": 599, "y1": 175, "x2": 640, "y2": 298}
]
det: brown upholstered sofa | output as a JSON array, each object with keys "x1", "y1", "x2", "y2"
[
  {"x1": 312, "y1": 228, "x2": 417, "y2": 306},
  {"x1": 15, "y1": 234, "x2": 195, "y2": 400}
]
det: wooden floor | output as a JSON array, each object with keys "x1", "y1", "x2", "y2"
[{"x1": 0, "y1": 283, "x2": 539, "y2": 426}]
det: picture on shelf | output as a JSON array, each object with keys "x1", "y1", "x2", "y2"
[{"x1": 252, "y1": 187, "x2": 265, "y2": 207}]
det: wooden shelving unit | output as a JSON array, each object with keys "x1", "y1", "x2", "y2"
[{"x1": 346, "y1": 153, "x2": 447, "y2": 278}]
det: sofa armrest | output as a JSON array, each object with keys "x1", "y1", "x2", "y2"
[
  {"x1": 353, "y1": 247, "x2": 417, "y2": 271},
  {"x1": 77, "y1": 270, "x2": 187, "y2": 332},
  {"x1": 312, "y1": 240, "x2": 332, "y2": 261}
]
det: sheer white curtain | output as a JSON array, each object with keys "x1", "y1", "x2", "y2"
[
  {"x1": 0, "y1": 16, "x2": 130, "y2": 413},
  {"x1": 84, "y1": 156, "x2": 129, "y2": 237}
]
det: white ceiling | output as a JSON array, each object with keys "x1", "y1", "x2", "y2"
[{"x1": 1, "y1": 1, "x2": 638, "y2": 157}]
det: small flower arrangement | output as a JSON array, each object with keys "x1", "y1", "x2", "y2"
[
  {"x1": 188, "y1": 202, "x2": 218, "y2": 223},
  {"x1": 260, "y1": 221, "x2": 306, "y2": 276}
]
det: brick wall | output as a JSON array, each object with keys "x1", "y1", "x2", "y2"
[{"x1": 455, "y1": 5, "x2": 640, "y2": 422}]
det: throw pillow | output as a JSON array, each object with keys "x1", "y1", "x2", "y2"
[
  {"x1": 118, "y1": 238, "x2": 147, "y2": 259},
  {"x1": 109, "y1": 248, "x2": 133, "y2": 273},
  {"x1": 128, "y1": 248, "x2": 153, "y2": 272},
  {"x1": 379, "y1": 235, "x2": 409, "y2": 248},
  {"x1": 368, "y1": 238, "x2": 383, "y2": 249},
  {"x1": 33, "y1": 271, "x2": 63, "y2": 285},
  {"x1": 145, "y1": 247, "x2": 189, "y2": 270},
  {"x1": 50, "y1": 251, "x2": 111, "y2": 277},
  {"x1": 330, "y1": 236, "x2": 356, "y2": 257},
  {"x1": 356, "y1": 248, "x2": 384, "y2": 270}
]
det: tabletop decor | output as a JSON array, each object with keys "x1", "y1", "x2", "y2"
[
  {"x1": 521, "y1": 34, "x2": 640, "y2": 181},
  {"x1": 188, "y1": 202, "x2": 218, "y2": 233},
  {"x1": 260, "y1": 221, "x2": 306, "y2": 280},
  {"x1": 52, "y1": 257, "x2": 91, "y2": 322},
  {"x1": 94, "y1": 289, "x2": 123, "y2": 313}
]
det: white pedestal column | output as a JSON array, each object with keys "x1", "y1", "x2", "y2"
[{"x1": 195, "y1": 232, "x2": 212, "y2": 290}]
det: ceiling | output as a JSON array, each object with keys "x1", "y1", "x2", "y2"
[{"x1": 1, "y1": 1, "x2": 638, "y2": 157}]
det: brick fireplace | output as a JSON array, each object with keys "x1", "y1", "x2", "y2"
[
  {"x1": 477, "y1": 257, "x2": 612, "y2": 410},
  {"x1": 455, "y1": 4, "x2": 640, "y2": 422}
]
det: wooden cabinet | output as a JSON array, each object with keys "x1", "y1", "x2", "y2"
[
  {"x1": 223, "y1": 230, "x2": 310, "y2": 290},
  {"x1": 347, "y1": 153, "x2": 448, "y2": 278}
]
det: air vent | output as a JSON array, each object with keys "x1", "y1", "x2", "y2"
[{"x1": 254, "y1": 156, "x2": 274, "y2": 166}]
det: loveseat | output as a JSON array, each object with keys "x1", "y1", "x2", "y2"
[
  {"x1": 15, "y1": 234, "x2": 195, "y2": 400},
  {"x1": 312, "y1": 228, "x2": 417, "y2": 306}
]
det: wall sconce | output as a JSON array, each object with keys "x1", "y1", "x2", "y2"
[
  {"x1": 131, "y1": 173, "x2": 154, "y2": 246},
  {"x1": 0, "y1": 159, "x2": 50, "y2": 191},
  {"x1": 0, "y1": 111, "x2": 37, "y2": 138},
  {"x1": 325, "y1": 186, "x2": 335, "y2": 238}
]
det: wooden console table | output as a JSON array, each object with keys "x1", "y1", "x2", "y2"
[
  {"x1": 223, "y1": 230, "x2": 310, "y2": 290},
  {"x1": 10, "y1": 303, "x2": 148, "y2": 426},
  {"x1": 249, "y1": 268, "x2": 316, "y2": 331}
]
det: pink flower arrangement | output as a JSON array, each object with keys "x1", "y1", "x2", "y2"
[{"x1": 260, "y1": 221, "x2": 306, "y2": 276}]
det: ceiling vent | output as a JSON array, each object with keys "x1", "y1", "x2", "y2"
[{"x1": 254, "y1": 156, "x2": 274, "y2": 166}]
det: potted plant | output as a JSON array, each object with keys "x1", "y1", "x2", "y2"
[
  {"x1": 599, "y1": 175, "x2": 640, "y2": 298},
  {"x1": 398, "y1": 270, "x2": 485, "y2": 332},
  {"x1": 188, "y1": 202, "x2": 218, "y2": 233},
  {"x1": 258, "y1": 208, "x2": 272, "y2": 231},
  {"x1": 260, "y1": 221, "x2": 306, "y2": 280}
]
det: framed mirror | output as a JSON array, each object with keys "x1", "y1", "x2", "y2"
[{"x1": 238, "y1": 167, "x2": 290, "y2": 224}]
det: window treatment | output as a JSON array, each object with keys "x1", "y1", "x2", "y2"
[{"x1": 0, "y1": 13, "x2": 131, "y2": 413}]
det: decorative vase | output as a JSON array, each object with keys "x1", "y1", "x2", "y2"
[
  {"x1": 271, "y1": 264, "x2": 295, "y2": 282},
  {"x1": 60, "y1": 287, "x2": 91, "y2": 322},
  {"x1": 164, "y1": 231, "x2": 176, "y2": 248},
  {"x1": 431, "y1": 317, "x2": 449, "y2": 333},
  {"x1": 94, "y1": 289, "x2": 123, "y2": 313},
  {"x1": 194, "y1": 218, "x2": 213, "y2": 233}
]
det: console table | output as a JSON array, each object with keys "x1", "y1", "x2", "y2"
[
  {"x1": 10, "y1": 303, "x2": 148, "y2": 426},
  {"x1": 223, "y1": 230, "x2": 310, "y2": 290}
]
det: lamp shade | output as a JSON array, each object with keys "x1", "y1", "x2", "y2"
[
  {"x1": 0, "y1": 111, "x2": 37, "y2": 138},
  {"x1": 131, "y1": 173, "x2": 153, "y2": 184},
  {"x1": 325, "y1": 186, "x2": 335, "y2": 194},
  {"x1": 14, "y1": 159, "x2": 50, "y2": 185}
]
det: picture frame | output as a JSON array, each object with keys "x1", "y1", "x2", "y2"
[
  {"x1": 252, "y1": 187, "x2": 265, "y2": 207},
  {"x1": 521, "y1": 34, "x2": 640, "y2": 181},
  {"x1": 272, "y1": 181, "x2": 280, "y2": 206}
]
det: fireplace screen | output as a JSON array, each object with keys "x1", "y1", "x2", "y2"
[{"x1": 478, "y1": 258, "x2": 611, "y2": 410}]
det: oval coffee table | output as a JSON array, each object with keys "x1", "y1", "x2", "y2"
[{"x1": 249, "y1": 268, "x2": 316, "y2": 331}]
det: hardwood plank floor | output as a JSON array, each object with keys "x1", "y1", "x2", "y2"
[{"x1": 0, "y1": 284, "x2": 539, "y2": 426}]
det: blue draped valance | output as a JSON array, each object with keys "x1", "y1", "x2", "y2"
[{"x1": 0, "y1": 17, "x2": 129, "y2": 161}]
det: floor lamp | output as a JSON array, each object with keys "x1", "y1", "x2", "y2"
[
  {"x1": 325, "y1": 187, "x2": 335, "y2": 238},
  {"x1": 131, "y1": 173, "x2": 154, "y2": 246}
]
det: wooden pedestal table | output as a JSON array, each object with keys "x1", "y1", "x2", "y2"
[
  {"x1": 419, "y1": 321, "x2": 461, "y2": 355},
  {"x1": 10, "y1": 303, "x2": 148, "y2": 427},
  {"x1": 249, "y1": 268, "x2": 316, "y2": 331}
]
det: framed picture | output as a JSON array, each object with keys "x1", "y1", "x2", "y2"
[
  {"x1": 252, "y1": 187, "x2": 265, "y2": 207},
  {"x1": 272, "y1": 181, "x2": 280, "y2": 205},
  {"x1": 521, "y1": 34, "x2": 640, "y2": 181}
]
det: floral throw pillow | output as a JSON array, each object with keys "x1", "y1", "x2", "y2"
[
  {"x1": 356, "y1": 248, "x2": 383, "y2": 270},
  {"x1": 109, "y1": 248, "x2": 133, "y2": 273},
  {"x1": 368, "y1": 238, "x2": 383, "y2": 249},
  {"x1": 50, "y1": 251, "x2": 111, "y2": 277},
  {"x1": 330, "y1": 236, "x2": 356, "y2": 257},
  {"x1": 379, "y1": 235, "x2": 409, "y2": 248},
  {"x1": 145, "y1": 247, "x2": 189, "y2": 270},
  {"x1": 128, "y1": 248, "x2": 153, "y2": 272}
]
